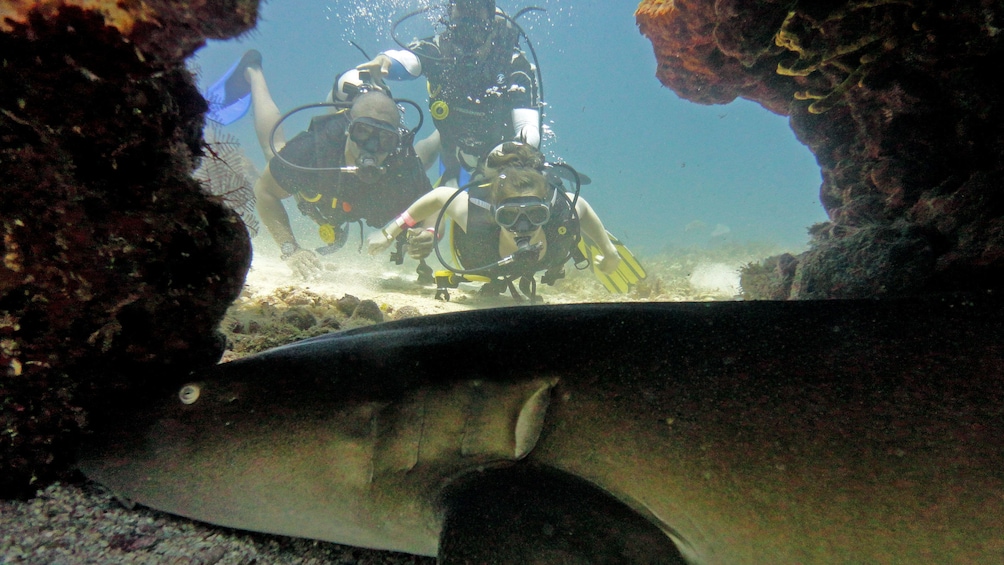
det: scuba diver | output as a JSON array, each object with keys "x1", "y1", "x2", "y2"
[
  {"x1": 250, "y1": 85, "x2": 435, "y2": 281},
  {"x1": 366, "y1": 143, "x2": 643, "y2": 301},
  {"x1": 353, "y1": 0, "x2": 541, "y2": 187},
  {"x1": 204, "y1": 50, "x2": 439, "y2": 281}
]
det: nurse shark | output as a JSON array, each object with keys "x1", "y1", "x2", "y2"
[{"x1": 79, "y1": 295, "x2": 1004, "y2": 563}]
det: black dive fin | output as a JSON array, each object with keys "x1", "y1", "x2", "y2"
[{"x1": 438, "y1": 465, "x2": 687, "y2": 564}]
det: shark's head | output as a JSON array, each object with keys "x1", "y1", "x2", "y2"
[{"x1": 79, "y1": 341, "x2": 558, "y2": 556}]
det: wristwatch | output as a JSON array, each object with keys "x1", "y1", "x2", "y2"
[{"x1": 280, "y1": 241, "x2": 300, "y2": 260}]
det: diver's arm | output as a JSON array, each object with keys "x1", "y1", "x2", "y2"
[
  {"x1": 255, "y1": 166, "x2": 323, "y2": 279},
  {"x1": 574, "y1": 196, "x2": 621, "y2": 274},
  {"x1": 355, "y1": 49, "x2": 423, "y2": 86},
  {"x1": 508, "y1": 50, "x2": 539, "y2": 147},
  {"x1": 512, "y1": 108, "x2": 540, "y2": 148},
  {"x1": 366, "y1": 187, "x2": 469, "y2": 255},
  {"x1": 415, "y1": 129, "x2": 441, "y2": 171},
  {"x1": 353, "y1": 55, "x2": 391, "y2": 87},
  {"x1": 254, "y1": 166, "x2": 297, "y2": 247},
  {"x1": 382, "y1": 49, "x2": 422, "y2": 79}
]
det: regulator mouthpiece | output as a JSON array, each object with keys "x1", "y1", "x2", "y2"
[{"x1": 355, "y1": 155, "x2": 386, "y2": 184}]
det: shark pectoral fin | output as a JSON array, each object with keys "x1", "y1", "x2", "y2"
[
  {"x1": 460, "y1": 378, "x2": 557, "y2": 462},
  {"x1": 513, "y1": 379, "x2": 556, "y2": 460},
  {"x1": 438, "y1": 465, "x2": 687, "y2": 565}
]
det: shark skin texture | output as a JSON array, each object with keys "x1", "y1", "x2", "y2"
[{"x1": 80, "y1": 295, "x2": 1004, "y2": 564}]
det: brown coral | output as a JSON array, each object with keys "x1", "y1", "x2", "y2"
[
  {"x1": 1, "y1": 0, "x2": 258, "y2": 60},
  {"x1": 0, "y1": 3, "x2": 258, "y2": 497},
  {"x1": 637, "y1": 0, "x2": 1004, "y2": 298}
]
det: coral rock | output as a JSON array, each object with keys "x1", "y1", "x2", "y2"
[
  {"x1": 637, "y1": 0, "x2": 1004, "y2": 298},
  {"x1": 351, "y1": 300, "x2": 385, "y2": 324},
  {"x1": 0, "y1": 3, "x2": 259, "y2": 497},
  {"x1": 336, "y1": 294, "x2": 362, "y2": 317}
]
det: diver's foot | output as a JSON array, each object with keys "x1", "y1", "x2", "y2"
[
  {"x1": 416, "y1": 262, "x2": 434, "y2": 285},
  {"x1": 518, "y1": 276, "x2": 535, "y2": 298},
  {"x1": 244, "y1": 64, "x2": 264, "y2": 88},
  {"x1": 478, "y1": 280, "x2": 506, "y2": 296},
  {"x1": 222, "y1": 49, "x2": 262, "y2": 105}
]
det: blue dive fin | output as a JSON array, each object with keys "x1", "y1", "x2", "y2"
[{"x1": 204, "y1": 50, "x2": 261, "y2": 126}]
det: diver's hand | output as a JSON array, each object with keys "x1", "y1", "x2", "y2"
[
  {"x1": 595, "y1": 253, "x2": 622, "y2": 275},
  {"x1": 355, "y1": 55, "x2": 391, "y2": 88},
  {"x1": 367, "y1": 230, "x2": 395, "y2": 256},
  {"x1": 284, "y1": 248, "x2": 322, "y2": 280},
  {"x1": 406, "y1": 228, "x2": 435, "y2": 260}
]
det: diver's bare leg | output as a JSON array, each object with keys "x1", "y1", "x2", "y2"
[{"x1": 246, "y1": 66, "x2": 285, "y2": 159}]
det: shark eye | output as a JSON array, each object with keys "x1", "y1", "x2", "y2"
[{"x1": 178, "y1": 384, "x2": 201, "y2": 405}]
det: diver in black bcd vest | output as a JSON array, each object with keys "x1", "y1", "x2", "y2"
[
  {"x1": 204, "y1": 53, "x2": 438, "y2": 281},
  {"x1": 366, "y1": 143, "x2": 640, "y2": 301},
  {"x1": 352, "y1": 0, "x2": 540, "y2": 188},
  {"x1": 251, "y1": 86, "x2": 434, "y2": 281}
]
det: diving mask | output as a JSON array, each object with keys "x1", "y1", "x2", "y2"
[
  {"x1": 348, "y1": 117, "x2": 401, "y2": 155},
  {"x1": 494, "y1": 197, "x2": 550, "y2": 232},
  {"x1": 447, "y1": 2, "x2": 493, "y2": 51}
]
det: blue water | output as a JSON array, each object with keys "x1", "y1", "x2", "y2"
[{"x1": 192, "y1": 0, "x2": 827, "y2": 256}]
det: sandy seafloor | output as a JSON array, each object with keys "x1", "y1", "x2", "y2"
[{"x1": 0, "y1": 235, "x2": 787, "y2": 564}]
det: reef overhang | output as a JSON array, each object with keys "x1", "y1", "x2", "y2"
[
  {"x1": 637, "y1": 0, "x2": 1004, "y2": 299},
  {"x1": 0, "y1": 1, "x2": 258, "y2": 497}
]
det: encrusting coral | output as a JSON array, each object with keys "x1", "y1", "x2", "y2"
[
  {"x1": 0, "y1": 2, "x2": 259, "y2": 498},
  {"x1": 638, "y1": 0, "x2": 1004, "y2": 299}
]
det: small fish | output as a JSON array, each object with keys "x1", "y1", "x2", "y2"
[{"x1": 80, "y1": 297, "x2": 1004, "y2": 563}]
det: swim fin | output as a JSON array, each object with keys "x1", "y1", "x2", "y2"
[
  {"x1": 204, "y1": 49, "x2": 261, "y2": 126},
  {"x1": 578, "y1": 231, "x2": 647, "y2": 293}
]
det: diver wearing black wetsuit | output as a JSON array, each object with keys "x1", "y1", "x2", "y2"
[
  {"x1": 254, "y1": 91, "x2": 434, "y2": 280},
  {"x1": 270, "y1": 110, "x2": 431, "y2": 248},
  {"x1": 350, "y1": 0, "x2": 540, "y2": 186}
]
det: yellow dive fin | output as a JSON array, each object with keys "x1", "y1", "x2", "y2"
[{"x1": 578, "y1": 231, "x2": 647, "y2": 294}]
